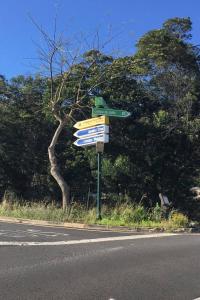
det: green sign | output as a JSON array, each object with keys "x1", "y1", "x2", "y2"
[
  {"x1": 92, "y1": 107, "x2": 131, "y2": 118},
  {"x1": 94, "y1": 97, "x2": 109, "y2": 108}
]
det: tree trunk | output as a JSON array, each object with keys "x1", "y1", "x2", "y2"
[{"x1": 48, "y1": 120, "x2": 70, "y2": 211}]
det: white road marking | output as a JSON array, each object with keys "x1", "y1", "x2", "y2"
[
  {"x1": 0, "y1": 229, "x2": 69, "y2": 238},
  {"x1": 193, "y1": 298, "x2": 200, "y2": 300},
  {"x1": 0, "y1": 246, "x2": 126, "y2": 277},
  {"x1": 107, "y1": 246, "x2": 124, "y2": 251},
  {"x1": 0, "y1": 233, "x2": 178, "y2": 246}
]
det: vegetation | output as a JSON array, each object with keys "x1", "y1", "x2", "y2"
[
  {"x1": 0, "y1": 199, "x2": 189, "y2": 229},
  {"x1": 1, "y1": 17, "x2": 200, "y2": 222}
]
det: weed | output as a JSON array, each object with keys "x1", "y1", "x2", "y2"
[
  {"x1": 170, "y1": 211, "x2": 189, "y2": 227},
  {"x1": 0, "y1": 200, "x2": 190, "y2": 229}
]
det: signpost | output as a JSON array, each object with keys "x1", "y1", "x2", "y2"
[
  {"x1": 92, "y1": 107, "x2": 131, "y2": 118},
  {"x1": 96, "y1": 142, "x2": 104, "y2": 220},
  {"x1": 74, "y1": 125, "x2": 109, "y2": 138},
  {"x1": 74, "y1": 116, "x2": 109, "y2": 129},
  {"x1": 73, "y1": 96, "x2": 131, "y2": 220},
  {"x1": 73, "y1": 133, "x2": 109, "y2": 147}
]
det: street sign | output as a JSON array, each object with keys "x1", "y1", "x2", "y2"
[
  {"x1": 73, "y1": 116, "x2": 109, "y2": 129},
  {"x1": 74, "y1": 134, "x2": 109, "y2": 147},
  {"x1": 74, "y1": 125, "x2": 109, "y2": 138},
  {"x1": 92, "y1": 107, "x2": 131, "y2": 118},
  {"x1": 95, "y1": 96, "x2": 109, "y2": 108}
]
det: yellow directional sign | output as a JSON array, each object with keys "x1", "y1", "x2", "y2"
[{"x1": 73, "y1": 116, "x2": 109, "y2": 129}]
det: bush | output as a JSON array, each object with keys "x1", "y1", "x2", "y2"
[
  {"x1": 121, "y1": 205, "x2": 147, "y2": 224},
  {"x1": 83, "y1": 208, "x2": 96, "y2": 224},
  {"x1": 170, "y1": 212, "x2": 188, "y2": 227},
  {"x1": 1, "y1": 190, "x2": 19, "y2": 209},
  {"x1": 121, "y1": 206, "x2": 134, "y2": 223},
  {"x1": 67, "y1": 203, "x2": 86, "y2": 221},
  {"x1": 132, "y1": 205, "x2": 147, "y2": 223},
  {"x1": 110, "y1": 206, "x2": 121, "y2": 221},
  {"x1": 151, "y1": 203, "x2": 162, "y2": 222}
]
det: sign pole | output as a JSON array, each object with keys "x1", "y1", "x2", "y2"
[
  {"x1": 73, "y1": 96, "x2": 130, "y2": 220},
  {"x1": 96, "y1": 142, "x2": 104, "y2": 220},
  {"x1": 97, "y1": 151, "x2": 102, "y2": 220}
]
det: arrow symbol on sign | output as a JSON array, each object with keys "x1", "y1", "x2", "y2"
[
  {"x1": 73, "y1": 116, "x2": 109, "y2": 129},
  {"x1": 74, "y1": 134, "x2": 109, "y2": 147},
  {"x1": 74, "y1": 125, "x2": 109, "y2": 138}
]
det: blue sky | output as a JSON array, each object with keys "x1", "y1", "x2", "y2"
[{"x1": 1, "y1": 0, "x2": 200, "y2": 79}]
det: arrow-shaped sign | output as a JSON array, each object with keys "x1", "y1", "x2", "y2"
[
  {"x1": 92, "y1": 107, "x2": 131, "y2": 118},
  {"x1": 74, "y1": 134, "x2": 109, "y2": 147},
  {"x1": 74, "y1": 125, "x2": 109, "y2": 138},
  {"x1": 74, "y1": 116, "x2": 109, "y2": 130}
]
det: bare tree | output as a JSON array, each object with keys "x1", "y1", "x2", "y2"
[{"x1": 31, "y1": 18, "x2": 118, "y2": 211}]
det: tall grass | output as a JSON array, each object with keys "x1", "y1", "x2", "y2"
[{"x1": 0, "y1": 198, "x2": 189, "y2": 229}]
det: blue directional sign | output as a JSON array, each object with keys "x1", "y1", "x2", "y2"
[
  {"x1": 74, "y1": 134, "x2": 109, "y2": 147},
  {"x1": 74, "y1": 125, "x2": 109, "y2": 138}
]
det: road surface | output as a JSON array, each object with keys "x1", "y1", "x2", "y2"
[{"x1": 0, "y1": 221, "x2": 200, "y2": 300}]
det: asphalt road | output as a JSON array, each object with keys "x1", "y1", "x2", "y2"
[{"x1": 0, "y1": 221, "x2": 200, "y2": 300}]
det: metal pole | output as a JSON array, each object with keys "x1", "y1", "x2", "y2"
[{"x1": 97, "y1": 151, "x2": 102, "y2": 220}]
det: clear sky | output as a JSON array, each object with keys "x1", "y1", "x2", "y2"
[{"x1": 1, "y1": 0, "x2": 200, "y2": 79}]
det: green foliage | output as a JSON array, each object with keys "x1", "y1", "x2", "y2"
[
  {"x1": 1, "y1": 17, "x2": 200, "y2": 218},
  {"x1": 153, "y1": 110, "x2": 168, "y2": 128},
  {"x1": 170, "y1": 211, "x2": 189, "y2": 227},
  {"x1": 151, "y1": 203, "x2": 162, "y2": 222},
  {"x1": 163, "y1": 17, "x2": 192, "y2": 40},
  {"x1": 0, "y1": 201, "x2": 190, "y2": 229},
  {"x1": 121, "y1": 205, "x2": 147, "y2": 223}
]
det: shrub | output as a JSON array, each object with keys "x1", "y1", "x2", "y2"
[
  {"x1": 67, "y1": 203, "x2": 86, "y2": 221},
  {"x1": 132, "y1": 205, "x2": 147, "y2": 223},
  {"x1": 170, "y1": 212, "x2": 188, "y2": 227},
  {"x1": 110, "y1": 206, "x2": 121, "y2": 221},
  {"x1": 151, "y1": 203, "x2": 162, "y2": 222},
  {"x1": 84, "y1": 208, "x2": 96, "y2": 224},
  {"x1": 121, "y1": 205, "x2": 147, "y2": 224},
  {"x1": 1, "y1": 190, "x2": 19, "y2": 210},
  {"x1": 121, "y1": 206, "x2": 134, "y2": 223}
]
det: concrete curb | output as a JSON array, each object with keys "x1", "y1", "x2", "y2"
[
  {"x1": 0, "y1": 216, "x2": 88, "y2": 229},
  {"x1": 0, "y1": 216, "x2": 199, "y2": 233}
]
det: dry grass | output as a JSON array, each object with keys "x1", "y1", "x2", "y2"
[{"x1": 0, "y1": 199, "x2": 189, "y2": 229}]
